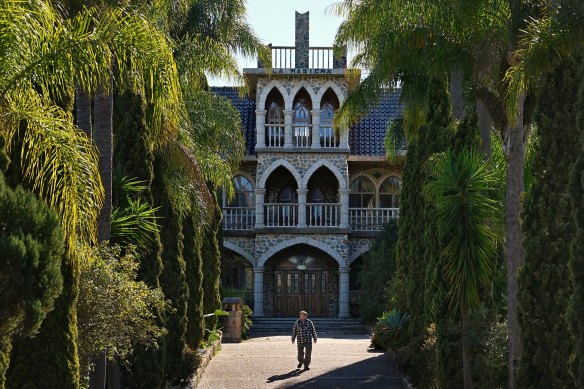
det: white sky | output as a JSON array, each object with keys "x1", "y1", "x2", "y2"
[{"x1": 208, "y1": 0, "x2": 344, "y2": 86}]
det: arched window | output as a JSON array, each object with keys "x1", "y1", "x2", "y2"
[
  {"x1": 293, "y1": 88, "x2": 312, "y2": 147},
  {"x1": 278, "y1": 186, "x2": 297, "y2": 203},
  {"x1": 310, "y1": 189, "x2": 324, "y2": 203},
  {"x1": 230, "y1": 175, "x2": 255, "y2": 207},
  {"x1": 349, "y1": 176, "x2": 375, "y2": 208},
  {"x1": 320, "y1": 88, "x2": 339, "y2": 147},
  {"x1": 379, "y1": 176, "x2": 401, "y2": 208},
  {"x1": 265, "y1": 88, "x2": 285, "y2": 147}
]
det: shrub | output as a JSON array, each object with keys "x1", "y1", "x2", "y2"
[
  {"x1": 241, "y1": 304, "x2": 253, "y2": 340},
  {"x1": 371, "y1": 310, "x2": 410, "y2": 350}
]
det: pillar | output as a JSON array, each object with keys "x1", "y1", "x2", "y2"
[
  {"x1": 255, "y1": 109, "x2": 266, "y2": 150},
  {"x1": 339, "y1": 267, "x2": 350, "y2": 318},
  {"x1": 340, "y1": 127, "x2": 350, "y2": 150},
  {"x1": 311, "y1": 109, "x2": 321, "y2": 149},
  {"x1": 284, "y1": 110, "x2": 294, "y2": 148},
  {"x1": 254, "y1": 188, "x2": 266, "y2": 229},
  {"x1": 253, "y1": 267, "x2": 265, "y2": 316},
  {"x1": 297, "y1": 188, "x2": 307, "y2": 228},
  {"x1": 339, "y1": 188, "x2": 350, "y2": 229}
]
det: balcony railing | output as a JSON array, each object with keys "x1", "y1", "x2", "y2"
[
  {"x1": 349, "y1": 208, "x2": 399, "y2": 231},
  {"x1": 266, "y1": 124, "x2": 285, "y2": 147},
  {"x1": 293, "y1": 124, "x2": 312, "y2": 147},
  {"x1": 307, "y1": 203, "x2": 340, "y2": 227},
  {"x1": 223, "y1": 207, "x2": 255, "y2": 230},
  {"x1": 269, "y1": 46, "x2": 343, "y2": 69},
  {"x1": 319, "y1": 125, "x2": 337, "y2": 148},
  {"x1": 265, "y1": 203, "x2": 298, "y2": 227}
]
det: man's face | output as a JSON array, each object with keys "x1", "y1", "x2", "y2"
[{"x1": 300, "y1": 313, "x2": 307, "y2": 320}]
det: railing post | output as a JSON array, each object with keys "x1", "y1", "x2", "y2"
[
  {"x1": 253, "y1": 267, "x2": 265, "y2": 316},
  {"x1": 339, "y1": 188, "x2": 350, "y2": 229},
  {"x1": 310, "y1": 109, "x2": 321, "y2": 149},
  {"x1": 255, "y1": 109, "x2": 267, "y2": 150},
  {"x1": 297, "y1": 189, "x2": 307, "y2": 228},
  {"x1": 284, "y1": 110, "x2": 294, "y2": 148},
  {"x1": 254, "y1": 188, "x2": 266, "y2": 229},
  {"x1": 339, "y1": 267, "x2": 350, "y2": 317}
]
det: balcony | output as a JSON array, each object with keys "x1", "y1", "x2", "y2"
[
  {"x1": 267, "y1": 46, "x2": 346, "y2": 69},
  {"x1": 307, "y1": 203, "x2": 340, "y2": 227},
  {"x1": 349, "y1": 208, "x2": 399, "y2": 231},
  {"x1": 263, "y1": 124, "x2": 339, "y2": 150},
  {"x1": 265, "y1": 203, "x2": 298, "y2": 227},
  {"x1": 223, "y1": 207, "x2": 255, "y2": 230}
]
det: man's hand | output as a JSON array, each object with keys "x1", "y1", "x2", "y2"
[
  {"x1": 314, "y1": 339, "x2": 317, "y2": 344},
  {"x1": 292, "y1": 340, "x2": 295, "y2": 344}
]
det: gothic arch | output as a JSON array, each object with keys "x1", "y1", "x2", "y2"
[
  {"x1": 258, "y1": 159, "x2": 302, "y2": 189},
  {"x1": 315, "y1": 81, "x2": 345, "y2": 107},
  {"x1": 350, "y1": 245, "x2": 370, "y2": 264},
  {"x1": 223, "y1": 241, "x2": 255, "y2": 266},
  {"x1": 258, "y1": 80, "x2": 287, "y2": 111},
  {"x1": 302, "y1": 160, "x2": 347, "y2": 189},
  {"x1": 259, "y1": 237, "x2": 345, "y2": 267},
  {"x1": 288, "y1": 82, "x2": 318, "y2": 110}
]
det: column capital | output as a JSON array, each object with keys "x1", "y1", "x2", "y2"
[
  {"x1": 310, "y1": 109, "x2": 322, "y2": 116},
  {"x1": 339, "y1": 267, "x2": 350, "y2": 274},
  {"x1": 284, "y1": 110, "x2": 294, "y2": 116},
  {"x1": 255, "y1": 188, "x2": 266, "y2": 195},
  {"x1": 255, "y1": 109, "x2": 267, "y2": 115},
  {"x1": 339, "y1": 188, "x2": 351, "y2": 195},
  {"x1": 297, "y1": 188, "x2": 308, "y2": 196},
  {"x1": 253, "y1": 266, "x2": 265, "y2": 273}
]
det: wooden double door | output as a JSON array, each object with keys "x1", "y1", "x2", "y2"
[{"x1": 274, "y1": 270, "x2": 330, "y2": 317}]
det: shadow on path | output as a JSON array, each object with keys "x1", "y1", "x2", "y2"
[{"x1": 266, "y1": 369, "x2": 306, "y2": 383}]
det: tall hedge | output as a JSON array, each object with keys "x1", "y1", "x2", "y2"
[
  {"x1": 183, "y1": 214, "x2": 205, "y2": 349},
  {"x1": 567, "y1": 61, "x2": 584, "y2": 388},
  {"x1": 114, "y1": 91, "x2": 165, "y2": 388},
  {"x1": 202, "y1": 193, "x2": 222, "y2": 333},
  {"x1": 517, "y1": 58, "x2": 581, "y2": 388},
  {"x1": 0, "y1": 172, "x2": 64, "y2": 389}
]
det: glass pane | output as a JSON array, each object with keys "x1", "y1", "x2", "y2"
[
  {"x1": 350, "y1": 176, "x2": 375, "y2": 193},
  {"x1": 304, "y1": 274, "x2": 309, "y2": 294},
  {"x1": 380, "y1": 176, "x2": 401, "y2": 193},
  {"x1": 380, "y1": 194, "x2": 397, "y2": 208},
  {"x1": 311, "y1": 274, "x2": 316, "y2": 294},
  {"x1": 294, "y1": 274, "x2": 299, "y2": 294},
  {"x1": 321, "y1": 272, "x2": 327, "y2": 295},
  {"x1": 277, "y1": 273, "x2": 282, "y2": 294},
  {"x1": 287, "y1": 274, "x2": 292, "y2": 294}
]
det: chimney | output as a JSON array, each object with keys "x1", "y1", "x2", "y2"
[{"x1": 295, "y1": 11, "x2": 309, "y2": 68}]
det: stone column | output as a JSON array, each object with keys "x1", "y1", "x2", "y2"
[
  {"x1": 284, "y1": 110, "x2": 294, "y2": 148},
  {"x1": 253, "y1": 267, "x2": 265, "y2": 316},
  {"x1": 297, "y1": 188, "x2": 308, "y2": 228},
  {"x1": 340, "y1": 127, "x2": 350, "y2": 150},
  {"x1": 254, "y1": 188, "x2": 266, "y2": 229},
  {"x1": 311, "y1": 109, "x2": 321, "y2": 149},
  {"x1": 339, "y1": 267, "x2": 350, "y2": 318},
  {"x1": 339, "y1": 188, "x2": 350, "y2": 229},
  {"x1": 295, "y1": 11, "x2": 309, "y2": 68},
  {"x1": 255, "y1": 109, "x2": 267, "y2": 150}
]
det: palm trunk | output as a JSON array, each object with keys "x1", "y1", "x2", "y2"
[
  {"x1": 505, "y1": 93, "x2": 527, "y2": 389},
  {"x1": 75, "y1": 85, "x2": 92, "y2": 138},
  {"x1": 476, "y1": 98, "x2": 492, "y2": 159},
  {"x1": 449, "y1": 66, "x2": 465, "y2": 121},
  {"x1": 462, "y1": 312, "x2": 472, "y2": 389}
]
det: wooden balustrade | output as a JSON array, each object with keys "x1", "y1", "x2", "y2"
[
  {"x1": 222, "y1": 208, "x2": 255, "y2": 230},
  {"x1": 349, "y1": 208, "x2": 399, "y2": 231},
  {"x1": 307, "y1": 203, "x2": 340, "y2": 227}
]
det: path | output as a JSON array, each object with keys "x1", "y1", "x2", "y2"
[{"x1": 197, "y1": 334, "x2": 405, "y2": 388}]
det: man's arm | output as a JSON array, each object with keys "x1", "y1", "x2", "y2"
[
  {"x1": 311, "y1": 321, "x2": 317, "y2": 343},
  {"x1": 291, "y1": 322, "x2": 297, "y2": 343}
]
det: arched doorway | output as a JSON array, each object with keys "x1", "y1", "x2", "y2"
[{"x1": 265, "y1": 245, "x2": 338, "y2": 317}]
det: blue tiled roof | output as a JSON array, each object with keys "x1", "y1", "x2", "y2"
[
  {"x1": 349, "y1": 90, "x2": 403, "y2": 156},
  {"x1": 210, "y1": 87, "x2": 256, "y2": 155},
  {"x1": 211, "y1": 87, "x2": 402, "y2": 157}
]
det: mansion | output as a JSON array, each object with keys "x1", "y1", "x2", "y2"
[{"x1": 214, "y1": 12, "x2": 403, "y2": 318}]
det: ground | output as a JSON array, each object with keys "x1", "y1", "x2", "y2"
[{"x1": 197, "y1": 334, "x2": 405, "y2": 388}]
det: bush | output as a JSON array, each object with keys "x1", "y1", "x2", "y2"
[
  {"x1": 172, "y1": 345, "x2": 201, "y2": 385},
  {"x1": 371, "y1": 310, "x2": 410, "y2": 350},
  {"x1": 241, "y1": 304, "x2": 253, "y2": 340}
]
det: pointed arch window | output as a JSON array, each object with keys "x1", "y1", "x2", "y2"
[
  {"x1": 230, "y1": 175, "x2": 255, "y2": 208},
  {"x1": 349, "y1": 176, "x2": 375, "y2": 208},
  {"x1": 293, "y1": 88, "x2": 312, "y2": 147},
  {"x1": 320, "y1": 102, "x2": 336, "y2": 147},
  {"x1": 379, "y1": 176, "x2": 401, "y2": 208}
]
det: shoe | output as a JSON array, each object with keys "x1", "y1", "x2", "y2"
[
  {"x1": 297, "y1": 363, "x2": 302, "y2": 369},
  {"x1": 304, "y1": 365, "x2": 310, "y2": 370}
]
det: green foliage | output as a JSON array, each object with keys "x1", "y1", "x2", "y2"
[
  {"x1": 183, "y1": 215, "x2": 205, "y2": 350},
  {"x1": 8, "y1": 256, "x2": 80, "y2": 388},
  {"x1": 0, "y1": 171, "x2": 65, "y2": 388},
  {"x1": 202, "y1": 194, "x2": 223, "y2": 335},
  {"x1": 518, "y1": 58, "x2": 581, "y2": 388},
  {"x1": 371, "y1": 310, "x2": 410, "y2": 350},
  {"x1": 75, "y1": 243, "x2": 167, "y2": 380},
  {"x1": 357, "y1": 221, "x2": 398, "y2": 324},
  {"x1": 202, "y1": 310, "x2": 229, "y2": 348},
  {"x1": 241, "y1": 304, "x2": 253, "y2": 340}
]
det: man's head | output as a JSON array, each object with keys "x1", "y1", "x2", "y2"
[{"x1": 299, "y1": 311, "x2": 308, "y2": 320}]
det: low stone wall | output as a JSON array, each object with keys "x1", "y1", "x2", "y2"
[{"x1": 181, "y1": 332, "x2": 222, "y2": 389}]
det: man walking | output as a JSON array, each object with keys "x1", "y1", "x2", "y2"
[{"x1": 291, "y1": 310, "x2": 317, "y2": 370}]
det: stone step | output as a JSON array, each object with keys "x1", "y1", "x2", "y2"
[{"x1": 248, "y1": 317, "x2": 370, "y2": 336}]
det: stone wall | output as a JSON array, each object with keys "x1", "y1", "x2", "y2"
[
  {"x1": 257, "y1": 76, "x2": 348, "y2": 110},
  {"x1": 295, "y1": 11, "x2": 309, "y2": 68}
]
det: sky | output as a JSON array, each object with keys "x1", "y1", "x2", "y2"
[{"x1": 208, "y1": 0, "x2": 344, "y2": 86}]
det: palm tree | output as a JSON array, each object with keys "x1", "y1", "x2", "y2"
[{"x1": 425, "y1": 149, "x2": 501, "y2": 389}]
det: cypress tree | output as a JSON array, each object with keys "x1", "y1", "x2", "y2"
[
  {"x1": 202, "y1": 193, "x2": 223, "y2": 333},
  {"x1": 567, "y1": 61, "x2": 584, "y2": 388},
  {"x1": 151, "y1": 157, "x2": 188, "y2": 384},
  {"x1": 517, "y1": 58, "x2": 581, "y2": 388},
  {"x1": 114, "y1": 92, "x2": 165, "y2": 388},
  {"x1": 183, "y1": 214, "x2": 205, "y2": 349},
  {"x1": 0, "y1": 172, "x2": 64, "y2": 389}
]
